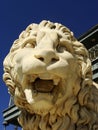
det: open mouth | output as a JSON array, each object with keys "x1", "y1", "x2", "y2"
[
  {"x1": 33, "y1": 78, "x2": 55, "y2": 93},
  {"x1": 28, "y1": 74, "x2": 60, "y2": 93},
  {"x1": 21, "y1": 74, "x2": 61, "y2": 105}
]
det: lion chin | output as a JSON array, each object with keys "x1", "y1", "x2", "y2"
[{"x1": 3, "y1": 20, "x2": 98, "y2": 130}]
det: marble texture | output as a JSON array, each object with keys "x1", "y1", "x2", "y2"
[{"x1": 3, "y1": 20, "x2": 98, "y2": 130}]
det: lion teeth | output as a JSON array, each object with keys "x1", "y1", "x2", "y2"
[
  {"x1": 30, "y1": 75, "x2": 37, "y2": 82},
  {"x1": 53, "y1": 78, "x2": 60, "y2": 85},
  {"x1": 24, "y1": 89, "x2": 34, "y2": 103}
]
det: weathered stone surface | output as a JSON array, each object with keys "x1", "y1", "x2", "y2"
[{"x1": 3, "y1": 20, "x2": 98, "y2": 130}]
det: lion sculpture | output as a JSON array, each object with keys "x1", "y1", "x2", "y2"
[{"x1": 3, "y1": 20, "x2": 98, "y2": 130}]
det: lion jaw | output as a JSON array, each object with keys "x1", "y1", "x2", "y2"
[{"x1": 14, "y1": 71, "x2": 78, "y2": 116}]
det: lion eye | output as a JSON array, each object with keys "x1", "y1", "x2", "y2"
[
  {"x1": 25, "y1": 42, "x2": 36, "y2": 48},
  {"x1": 56, "y1": 44, "x2": 67, "y2": 53}
]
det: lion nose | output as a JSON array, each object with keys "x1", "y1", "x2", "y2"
[{"x1": 35, "y1": 49, "x2": 59, "y2": 64}]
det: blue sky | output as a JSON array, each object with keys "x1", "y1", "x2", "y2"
[{"x1": 0, "y1": 0, "x2": 98, "y2": 129}]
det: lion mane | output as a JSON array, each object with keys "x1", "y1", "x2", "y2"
[{"x1": 3, "y1": 20, "x2": 98, "y2": 130}]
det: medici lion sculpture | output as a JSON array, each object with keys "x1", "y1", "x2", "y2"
[{"x1": 3, "y1": 20, "x2": 98, "y2": 130}]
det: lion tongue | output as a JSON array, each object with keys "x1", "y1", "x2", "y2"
[{"x1": 34, "y1": 78, "x2": 54, "y2": 93}]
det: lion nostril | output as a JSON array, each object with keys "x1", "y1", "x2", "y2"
[
  {"x1": 35, "y1": 55, "x2": 44, "y2": 62},
  {"x1": 51, "y1": 58, "x2": 59, "y2": 63},
  {"x1": 38, "y1": 57, "x2": 44, "y2": 62}
]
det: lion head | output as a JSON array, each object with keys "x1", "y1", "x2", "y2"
[{"x1": 3, "y1": 20, "x2": 98, "y2": 130}]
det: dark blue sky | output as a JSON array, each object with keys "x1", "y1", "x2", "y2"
[{"x1": 0, "y1": 0, "x2": 98, "y2": 129}]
